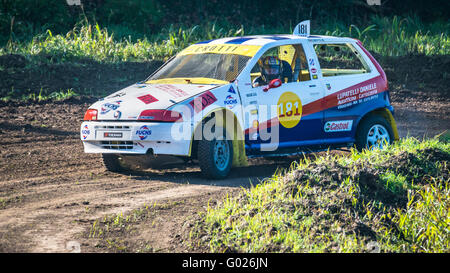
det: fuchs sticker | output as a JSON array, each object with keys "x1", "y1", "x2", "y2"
[
  {"x1": 81, "y1": 125, "x2": 90, "y2": 140},
  {"x1": 104, "y1": 132, "x2": 123, "y2": 138},
  {"x1": 224, "y1": 95, "x2": 238, "y2": 109},
  {"x1": 324, "y1": 120, "x2": 353, "y2": 132},
  {"x1": 136, "y1": 125, "x2": 152, "y2": 140},
  {"x1": 100, "y1": 101, "x2": 122, "y2": 114},
  {"x1": 189, "y1": 91, "x2": 217, "y2": 113},
  {"x1": 138, "y1": 94, "x2": 158, "y2": 104}
]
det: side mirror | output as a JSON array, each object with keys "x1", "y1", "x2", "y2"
[{"x1": 263, "y1": 79, "x2": 282, "y2": 92}]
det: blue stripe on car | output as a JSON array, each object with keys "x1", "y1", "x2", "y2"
[
  {"x1": 196, "y1": 40, "x2": 214, "y2": 44},
  {"x1": 225, "y1": 37, "x2": 256, "y2": 44},
  {"x1": 260, "y1": 36, "x2": 289, "y2": 40}
]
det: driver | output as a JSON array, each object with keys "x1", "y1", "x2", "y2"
[{"x1": 252, "y1": 56, "x2": 283, "y2": 87}]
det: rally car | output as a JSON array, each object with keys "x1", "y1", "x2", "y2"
[{"x1": 80, "y1": 21, "x2": 399, "y2": 179}]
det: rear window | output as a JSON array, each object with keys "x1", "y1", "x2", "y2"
[{"x1": 313, "y1": 43, "x2": 371, "y2": 77}]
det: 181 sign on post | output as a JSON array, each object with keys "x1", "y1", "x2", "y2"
[{"x1": 293, "y1": 20, "x2": 310, "y2": 37}]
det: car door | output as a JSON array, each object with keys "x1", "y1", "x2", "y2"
[
  {"x1": 311, "y1": 42, "x2": 377, "y2": 144},
  {"x1": 238, "y1": 42, "x2": 325, "y2": 153}
]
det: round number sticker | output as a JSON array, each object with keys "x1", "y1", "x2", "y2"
[{"x1": 277, "y1": 92, "x2": 302, "y2": 128}]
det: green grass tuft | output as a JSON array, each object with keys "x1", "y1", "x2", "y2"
[{"x1": 189, "y1": 138, "x2": 449, "y2": 253}]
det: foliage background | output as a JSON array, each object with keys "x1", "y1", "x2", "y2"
[{"x1": 0, "y1": 0, "x2": 448, "y2": 44}]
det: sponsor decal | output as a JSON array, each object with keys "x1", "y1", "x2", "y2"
[
  {"x1": 136, "y1": 83, "x2": 147, "y2": 88},
  {"x1": 228, "y1": 86, "x2": 236, "y2": 94},
  {"x1": 155, "y1": 84, "x2": 189, "y2": 98},
  {"x1": 107, "y1": 91, "x2": 126, "y2": 99},
  {"x1": 309, "y1": 58, "x2": 315, "y2": 66},
  {"x1": 100, "y1": 101, "x2": 122, "y2": 115},
  {"x1": 136, "y1": 125, "x2": 152, "y2": 140},
  {"x1": 326, "y1": 83, "x2": 331, "y2": 90},
  {"x1": 189, "y1": 91, "x2": 217, "y2": 113},
  {"x1": 277, "y1": 92, "x2": 302, "y2": 129},
  {"x1": 302, "y1": 76, "x2": 385, "y2": 115},
  {"x1": 113, "y1": 111, "x2": 121, "y2": 119},
  {"x1": 244, "y1": 76, "x2": 387, "y2": 135},
  {"x1": 252, "y1": 120, "x2": 259, "y2": 129},
  {"x1": 311, "y1": 68, "x2": 317, "y2": 74},
  {"x1": 336, "y1": 82, "x2": 378, "y2": 109},
  {"x1": 246, "y1": 92, "x2": 257, "y2": 97},
  {"x1": 104, "y1": 132, "x2": 123, "y2": 138},
  {"x1": 250, "y1": 109, "x2": 258, "y2": 115},
  {"x1": 81, "y1": 125, "x2": 90, "y2": 140},
  {"x1": 312, "y1": 74, "x2": 318, "y2": 79},
  {"x1": 138, "y1": 94, "x2": 159, "y2": 104},
  {"x1": 324, "y1": 120, "x2": 353, "y2": 132},
  {"x1": 224, "y1": 95, "x2": 238, "y2": 109},
  {"x1": 179, "y1": 44, "x2": 261, "y2": 57}
]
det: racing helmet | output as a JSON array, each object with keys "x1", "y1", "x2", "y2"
[{"x1": 261, "y1": 56, "x2": 282, "y2": 82}]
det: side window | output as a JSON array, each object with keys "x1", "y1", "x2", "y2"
[
  {"x1": 313, "y1": 43, "x2": 371, "y2": 77},
  {"x1": 250, "y1": 44, "x2": 310, "y2": 88}
]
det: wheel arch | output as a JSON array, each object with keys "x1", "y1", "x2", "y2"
[
  {"x1": 355, "y1": 107, "x2": 399, "y2": 141},
  {"x1": 189, "y1": 108, "x2": 248, "y2": 167}
]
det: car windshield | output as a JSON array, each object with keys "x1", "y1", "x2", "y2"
[{"x1": 147, "y1": 53, "x2": 251, "y2": 84}]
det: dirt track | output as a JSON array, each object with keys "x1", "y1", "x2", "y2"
[
  {"x1": 0, "y1": 100, "x2": 305, "y2": 252},
  {"x1": 0, "y1": 55, "x2": 449, "y2": 252}
]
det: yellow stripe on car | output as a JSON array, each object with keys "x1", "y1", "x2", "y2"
[{"x1": 178, "y1": 44, "x2": 261, "y2": 57}]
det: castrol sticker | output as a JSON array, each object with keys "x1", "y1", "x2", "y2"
[{"x1": 324, "y1": 120, "x2": 353, "y2": 132}]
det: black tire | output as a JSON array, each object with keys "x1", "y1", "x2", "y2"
[
  {"x1": 197, "y1": 126, "x2": 233, "y2": 179},
  {"x1": 102, "y1": 154, "x2": 128, "y2": 172},
  {"x1": 355, "y1": 115, "x2": 394, "y2": 151}
]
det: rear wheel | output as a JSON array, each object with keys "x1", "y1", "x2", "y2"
[
  {"x1": 197, "y1": 126, "x2": 233, "y2": 179},
  {"x1": 355, "y1": 115, "x2": 394, "y2": 151}
]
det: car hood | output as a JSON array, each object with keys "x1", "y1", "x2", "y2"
[{"x1": 89, "y1": 83, "x2": 220, "y2": 120}]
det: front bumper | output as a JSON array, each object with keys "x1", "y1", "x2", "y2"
[{"x1": 80, "y1": 121, "x2": 191, "y2": 156}]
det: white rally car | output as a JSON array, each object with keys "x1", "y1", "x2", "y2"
[{"x1": 81, "y1": 21, "x2": 398, "y2": 179}]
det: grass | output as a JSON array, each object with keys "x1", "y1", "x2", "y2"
[
  {"x1": 188, "y1": 137, "x2": 449, "y2": 253},
  {"x1": 0, "y1": 15, "x2": 447, "y2": 102},
  {"x1": 0, "y1": 88, "x2": 78, "y2": 102},
  {"x1": 1, "y1": 22, "x2": 246, "y2": 63},
  {"x1": 1, "y1": 16, "x2": 448, "y2": 65}
]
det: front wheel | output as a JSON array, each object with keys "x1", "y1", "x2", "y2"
[
  {"x1": 197, "y1": 128, "x2": 233, "y2": 179},
  {"x1": 355, "y1": 115, "x2": 394, "y2": 151}
]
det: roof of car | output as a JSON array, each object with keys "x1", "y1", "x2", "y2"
[{"x1": 195, "y1": 34, "x2": 353, "y2": 46}]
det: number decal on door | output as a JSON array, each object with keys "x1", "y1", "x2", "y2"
[{"x1": 277, "y1": 92, "x2": 302, "y2": 128}]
